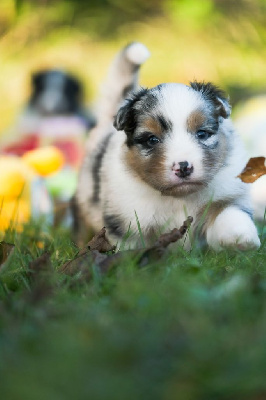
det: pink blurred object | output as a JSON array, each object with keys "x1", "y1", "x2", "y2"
[
  {"x1": 2, "y1": 134, "x2": 40, "y2": 156},
  {"x1": 1, "y1": 115, "x2": 87, "y2": 168}
]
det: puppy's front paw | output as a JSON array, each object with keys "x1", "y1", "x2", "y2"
[{"x1": 206, "y1": 206, "x2": 261, "y2": 251}]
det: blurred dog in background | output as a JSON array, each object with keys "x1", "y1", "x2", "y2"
[
  {"x1": 1, "y1": 69, "x2": 95, "y2": 165},
  {"x1": 0, "y1": 69, "x2": 96, "y2": 227},
  {"x1": 28, "y1": 69, "x2": 94, "y2": 125}
]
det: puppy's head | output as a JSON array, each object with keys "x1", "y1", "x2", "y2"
[
  {"x1": 114, "y1": 82, "x2": 232, "y2": 197},
  {"x1": 30, "y1": 69, "x2": 82, "y2": 115}
]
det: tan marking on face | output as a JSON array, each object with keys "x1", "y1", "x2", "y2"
[
  {"x1": 123, "y1": 115, "x2": 168, "y2": 191},
  {"x1": 124, "y1": 143, "x2": 167, "y2": 191},
  {"x1": 142, "y1": 117, "x2": 164, "y2": 138},
  {"x1": 186, "y1": 110, "x2": 206, "y2": 132},
  {"x1": 124, "y1": 143, "x2": 203, "y2": 197}
]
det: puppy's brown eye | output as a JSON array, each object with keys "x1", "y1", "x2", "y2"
[
  {"x1": 147, "y1": 135, "x2": 160, "y2": 146},
  {"x1": 196, "y1": 130, "x2": 212, "y2": 140}
]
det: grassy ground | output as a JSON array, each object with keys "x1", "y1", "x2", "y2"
[
  {"x1": 1, "y1": 3, "x2": 266, "y2": 397},
  {"x1": 0, "y1": 220, "x2": 266, "y2": 400}
]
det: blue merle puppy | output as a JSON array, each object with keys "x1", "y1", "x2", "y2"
[{"x1": 73, "y1": 42, "x2": 260, "y2": 251}]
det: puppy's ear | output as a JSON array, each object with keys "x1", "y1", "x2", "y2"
[
  {"x1": 114, "y1": 88, "x2": 148, "y2": 133},
  {"x1": 113, "y1": 100, "x2": 134, "y2": 132},
  {"x1": 215, "y1": 95, "x2": 231, "y2": 119},
  {"x1": 190, "y1": 81, "x2": 231, "y2": 119}
]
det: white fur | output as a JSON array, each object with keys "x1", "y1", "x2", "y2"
[
  {"x1": 250, "y1": 175, "x2": 266, "y2": 219},
  {"x1": 234, "y1": 97, "x2": 266, "y2": 220},
  {"x1": 100, "y1": 106, "x2": 256, "y2": 250},
  {"x1": 99, "y1": 128, "x2": 259, "y2": 250},
  {"x1": 90, "y1": 42, "x2": 150, "y2": 153},
  {"x1": 95, "y1": 42, "x2": 150, "y2": 122},
  {"x1": 206, "y1": 206, "x2": 261, "y2": 251},
  {"x1": 126, "y1": 42, "x2": 150, "y2": 65},
  {"x1": 156, "y1": 85, "x2": 206, "y2": 182},
  {"x1": 209, "y1": 124, "x2": 250, "y2": 201},
  {"x1": 165, "y1": 130, "x2": 205, "y2": 183},
  {"x1": 76, "y1": 44, "x2": 261, "y2": 251}
]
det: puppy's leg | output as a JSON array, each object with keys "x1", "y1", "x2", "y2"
[{"x1": 206, "y1": 206, "x2": 260, "y2": 251}]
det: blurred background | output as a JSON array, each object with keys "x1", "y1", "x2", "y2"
[{"x1": 0, "y1": 0, "x2": 266, "y2": 132}]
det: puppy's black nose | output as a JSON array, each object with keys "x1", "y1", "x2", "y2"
[
  {"x1": 175, "y1": 161, "x2": 193, "y2": 178},
  {"x1": 179, "y1": 161, "x2": 189, "y2": 170}
]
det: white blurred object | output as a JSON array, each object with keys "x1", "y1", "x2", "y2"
[
  {"x1": 234, "y1": 95, "x2": 266, "y2": 220},
  {"x1": 17, "y1": 114, "x2": 87, "y2": 138},
  {"x1": 31, "y1": 177, "x2": 54, "y2": 225}
]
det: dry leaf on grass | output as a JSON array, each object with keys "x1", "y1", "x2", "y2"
[
  {"x1": 60, "y1": 227, "x2": 115, "y2": 279},
  {"x1": 0, "y1": 242, "x2": 15, "y2": 270},
  {"x1": 134, "y1": 217, "x2": 193, "y2": 267},
  {"x1": 83, "y1": 227, "x2": 116, "y2": 253},
  {"x1": 238, "y1": 157, "x2": 266, "y2": 183},
  {"x1": 60, "y1": 217, "x2": 193, "y2": 280},
  {"x1": 154, "y1": 216, "x2": 193, "y2": 248},
  {"x1": 60, "y1": 250, "x2": 108, "y2": 280}
]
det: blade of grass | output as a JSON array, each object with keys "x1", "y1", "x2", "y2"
[
  {"x1": 119, "y1": 222, "x2": 132, "y2": 251},
  {"x1": 134, "y1": 210, "x2": 145, "y2": 248},
  {"x1": 183, "y1": 204, "x2": 193, "y2": 248}
]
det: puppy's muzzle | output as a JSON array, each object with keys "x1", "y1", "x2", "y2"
[{"x1": 173, "y1": 161, "x2": 193, "y2": 178}]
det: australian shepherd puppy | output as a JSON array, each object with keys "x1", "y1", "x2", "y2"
[{"x1": 73, "y1": 42, "x2": 260, "y2": 251}]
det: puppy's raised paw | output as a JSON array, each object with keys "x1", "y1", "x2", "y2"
[{"x1": 206, "y1": 206, "x2": 261, "y2": 251}]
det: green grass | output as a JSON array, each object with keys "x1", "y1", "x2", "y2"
[{"x1": 0, "y1": 221, "x2": 266, "y2": 400}]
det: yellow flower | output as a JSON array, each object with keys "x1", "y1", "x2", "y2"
[
  {"x1": 0, "y1": 199, "x2": 30, "y2": 231},
  {"x1": 23, "y1": 146, "x2": 65, "y2": 176}
]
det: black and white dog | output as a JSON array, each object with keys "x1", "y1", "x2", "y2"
[
  {"x1": 29, "y1": 70, "x2": 86, "y2": 118},
  {"x1": 27, "y1": 69, "x2": 95, "y2": 128},
  {"x1": 1, "y1": 69, "x2": 95, "y2": 160},
  {"x1": 73, "y1": 43, "x2": 260, "y2": 251}
]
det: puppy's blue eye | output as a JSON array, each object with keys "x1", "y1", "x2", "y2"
[
  {"x1": 196, "y1": 130, "x2": 211, "y2": 140},
  {"x1": 147, "y1": 135, "x2": 160, "y2": 146}
]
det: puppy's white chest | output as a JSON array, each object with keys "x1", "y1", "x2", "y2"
[{"x1": 106, "y1": 176, "x2": 197, "y2": 235}]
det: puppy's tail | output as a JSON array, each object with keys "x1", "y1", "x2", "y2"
[{"x1": 95, "y1": 42, "x2": 150, "y2": 125}]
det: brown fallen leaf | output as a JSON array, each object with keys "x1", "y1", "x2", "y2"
[
  {"x1": 60, "y1": 250, "x2": 108, "y2": 279},
  {"x1": 82, "y1": 227, "x2": 116, "y2": 253},
  {"x1": 136, "y1": 216, "x2": 193, "y2": 267},
  {"x1": 60, "y1": 227, "x2": 115, "y2": 278},
  {"x1": 238, "y1": 156, "x2": 266, "y2": 183},
  {"x1": 154, "y1": 216, "x2": 193, "y2": 248},
  {"x1": 0, "y1": 242, "x2": 15, "y2": 270},
  {"x1": 60, "y1": 217, "x2": 193, "y2": 280}
]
